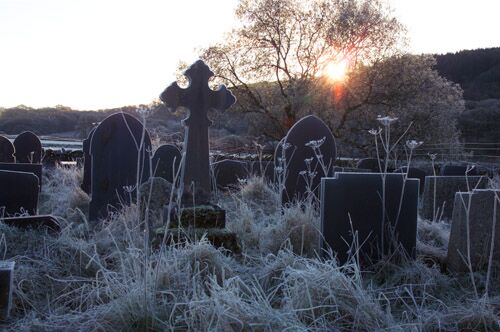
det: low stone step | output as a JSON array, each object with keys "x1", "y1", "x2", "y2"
[
  {"x1": 165, "y1": 204, "x2": 226, "y2": 229},
  {"x1": 154, "y1": 227, "x2": 241, "y2": 254}
]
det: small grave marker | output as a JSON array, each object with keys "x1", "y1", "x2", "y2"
[
  {"x1": 212, "y1": 159, "x2": 249, "y2": 189},
  {"x1": 0, "y1": 170, "x2": 39, "y2": 216},
  {"x1": 393, "y1": 167, "x2": 427, "y2": 192},
  {"x1": 421, "y1": 176, "x2": 487, "y2": 220},
  {"x1": 0, "y1": 163, "x2": 43, "y2": 191},
  {"x1": 274, "y1": 115, "x2": 336, "y2": 203},
  {"x1": 0, "y1": 136, "x2": 15, "y2": 163},
  {"x1": 151, "y1": 144, "x2": 181, "y2": 183},
  {"x1": 160, "y1": 60, "x2": 235, "y2": 199},
  {"x1": 440, "y1": 164, "x2": 477, "y2": 176},
  {"x1": 89, "y1": 113, "x2": 151, "y2": 221},
  {"x1": 0, "y1": 261, "x2": 15, "y2": 320},
  {"x1": 447, "y1": 189, "x2": 499, "y2": 273},
  {"x1": 13, "y1": 131, "x2": 42, "y2": 163},
  {"x1": 321, "y1": 172, "x2": 419, "y2": 264}
]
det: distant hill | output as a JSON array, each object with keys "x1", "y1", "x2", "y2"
[{"x1": 435, "y1": 47, "x2": 500, "y2": 100}]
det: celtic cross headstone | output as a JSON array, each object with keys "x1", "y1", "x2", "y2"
[{"x1": 160, "y1": 60, "x2": 235, "y2": 198}]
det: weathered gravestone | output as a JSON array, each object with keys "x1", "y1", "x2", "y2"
[
  {"x1": 0, "y1": 163, "x2": 43, "y2": 191},
  {"x1": 421, "y1": 176, "x2": 487, "y2": 221},
  {"x1": 447, "y1": 189, "x2": 500, "y2": 273},
  {"x1": 13, "y1": 131, "x2": 42, "y2": 164},
  {"x1": 0, "y1": 170, "x2": 39, "y2": 216},
  {"x1": 0, "y1": 136, "x2": 15, "y2": 163},
  {"x1": 88, "y1": 113, "x2": 151, "y2": 221},
  {"x1": 81, "y1": 128, "x2": 96, "y2": 195},
  {"x1": 151, "y1": 144, "x2": 182, "y2": 183},
  {"x1": 321, "y1": 172, "x2": 419, "y2": 264},
  {"x1": 393, "y1": 167, "x2": 427, "y2": 193},
  {"x1": 212, "y1": 159, "x2": 249, "y2": 189},
  {"x1": 275, "y1": 115, "x2": 336, "y2": 203},
  {"x1": 440, "y1": 164, "x2": 477, "y2": 176},
  {"x1": 160, "y1": 60, "x2": 235, "y2": 200},
  {"x1": 0, "y1": 261, "x2": 14, "y2": 320}
]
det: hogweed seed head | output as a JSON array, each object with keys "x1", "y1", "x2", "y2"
[{"x1": 376, "y1": 115, "x2": 398, "y2": 127}]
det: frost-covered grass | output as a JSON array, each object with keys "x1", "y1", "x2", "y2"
[{"x1": 1, "y1": 167, "x2": 499, "y2": 331}]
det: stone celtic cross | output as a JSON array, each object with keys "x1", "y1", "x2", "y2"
[{"x1": 160, "y1": 60, "x2": 235, "y2": 196}]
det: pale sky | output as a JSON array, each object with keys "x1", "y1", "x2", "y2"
[{"x1": 0, "y1": 0, "x2": 499, "y2": 110}]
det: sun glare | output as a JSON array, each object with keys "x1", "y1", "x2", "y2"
[{"x1": 325, "y1": 59, "x2": 348, "y2": 82}]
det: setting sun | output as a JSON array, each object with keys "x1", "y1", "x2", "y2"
[{"x1": 325, "y1": 59, "x2": 349, "y2": 82}]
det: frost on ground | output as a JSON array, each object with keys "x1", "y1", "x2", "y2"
[{"x1": 1, "y1": 167, "x2": 499, "y2": 331}]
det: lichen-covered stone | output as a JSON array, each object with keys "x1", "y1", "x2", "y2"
[
  {"x1": 154, "y1": 228, "x2": 241, "y2": 254},
  {"x1": 167, "y1": 204, "x2": 226, "y2": 229},
  {"x1": 139, "y1": 177, "x2": 172, "y2": 227}
]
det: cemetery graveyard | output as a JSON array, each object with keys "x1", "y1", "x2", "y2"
[{"x1": 0, "y1": 60, "x2": 498, "y2": 330}]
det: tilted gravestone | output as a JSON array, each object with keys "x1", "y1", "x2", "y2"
[
  {"x1": 80, "y1": 127, "x2": 96, "y2": 195},
  {"x1": 274, "y1": 115, "x2": 336, "y2": 203},
  {"x1": 151, "y1": 144, "x2": 182, "y2": 183},
  {"x1": 393, "y1": 167, "x2": 427, "y2": 193},
  {"x1": 0, "y1": 170, "x2": 39, "y2": 216},
  {"x1": 160, "y1": 60, "x2": 235, "y2": 201},
  {"x1": 0, "y1": 136, "x2": 15, "y2": 163},
  {"x1": 321, "y1": 172, "x2": 419, "y2": 264},
  {"x1": 89, "y1": 113, "x2": 151, "y2": 221},
  {"x1": 1, "y1": 215, "x2": 61, "y2": 232},
  {"x1": 0, "y1": 163, "x2": 43, "y2": 191},
  {"x1": 447, "y1": 189, "x2": 500, "y2": 273},
  {"x1": 420, "y1": 176, "x2": 487, "y2": 221},
  {"x1": 0, "y1": 261, "x2": 15, "y2": 320},
  {"x1": 440, "y1": 164, "x2": 477, "y2": 176},
  {"x1": 13, "y1": 131, "x2": 42, "y2": 164},
  {"x1": 212, "y1": 159, "x2": 249, "y2": 189}
]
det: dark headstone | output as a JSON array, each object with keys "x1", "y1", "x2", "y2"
[
  {"x1": 0, "y1": 163, "x2": 43, "y2": 191},
  {"x1": 13, "y1": 131, "x2": 42, "y2": 163},
  {"x1": 440, "y1": 164, "x2": 478, "y2": 176},
  {"x1": 0, "y1": 170, "x2": 39, "y2": 216},
  {"x1": 447, "y1": 189, "x2": 500, "y2": 273},
  {"x1": 321, "y1": 172, "x2": 419, "y2": 264},
  {"x1": 0, "y1": 136, "x2": 14, "y2": 163},
  {"x1": 393, "y1": 167, "x2": 427, "y2": 192},
  {"x1": 0, "y1": 261, "x2": 14, "y2": 320},
  {"x1": 421, "y1": 176, "x2": 487, "y2": 220},
  {"x1": 356, "y1": 158, "x2": 380, "y2": 172},
  {"x1": 89, "y1": 113, "x2": 151, "y2": 221},
  {"x1": 151, "y1": 144, "x2": 182, "y2": 183},
  {"x1": 160, "y1": 60, "x2": 236, "y2": 199},
  {"x1": 212, "y1": 159, "x2": 249, "y2": 189},
  {"x1": 1, "y1": 215, "x2": 60, "y2": 232},
  {"x1": 274, "y1": 115, "x2": 336, "y2": 203},
  {"x1": 81, "y1": 128, "x2": 96, "y2": 195}
]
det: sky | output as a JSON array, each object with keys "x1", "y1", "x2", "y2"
[{"x1": 0, "y1": 0, "x2": 499, "y2": 110}]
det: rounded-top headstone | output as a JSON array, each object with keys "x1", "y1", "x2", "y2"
[
  {"x1": 274, "y1": 115, "x2": 336, "y2": 202},
  {"x1": 356, "y1": 158, "x2": 380, "y2": 172},
  {"x1": 151, "y1": 144, "x2": 182, "y2": 183},
  {"x1": 89, "y1": 112, "x2": 151, "y2": 221},
  {"x1": 0, "y1": 135, "x2": 15, "y2": 162},
  {"x1": 81, "y1": 127, "x2": 97, "y2": 195},
  {"x1": 13, "y1": 131, "x2": 42, "y2": 163}
]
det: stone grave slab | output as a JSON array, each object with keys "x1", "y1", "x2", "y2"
[
  {"x1": 321, "y1": 172, "x2": 419, "y2": 264},
  {"x1": 13, "y1": 131, "x2": 42, "y2": 163},
  {"x1": 1, "y1": 215, "x2": 60, "y2": 232},
  {"x1": 440, "y1": 164, "x2": 477, "y2": 176},
  {"x1": 447, "y1": 189, "x2": 500, "y2": 273},
  {"x1": 421, "y1": 176, "x2": 487, "y2": 221},
  {"x1": 81, "y1": 127, "x2": 96, "y2": 195},
  {"x1": 0, "y1": 163, "x2": 43, "y2": 191},
  {"x1": 212, "y1": 159, "x2": 249, "y2": 189},
  {"x1": 274, "y1": 115, "x2": 336, "y2": 203},
  {"x1": 393, "y1": 167, "x2": 427, "y2": 192},
  {"x1": 160, "y1": 60, "x2": 235, "y2": 200},
  {"x1": 89, "y1": 112, "x2": 151, "y2": 221},
  {"x1": 0, "y1": 136, "x2": 15, "y2": 163},
  {"x1": 0, "y1": 170, "x2": 39, "y2": 216},
  {"x1": 0, "y1": 261, "x2": 14, "y2": 320},
  {"x1": 151, "y1": 144, "x2": 182, "y2": 183}
]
